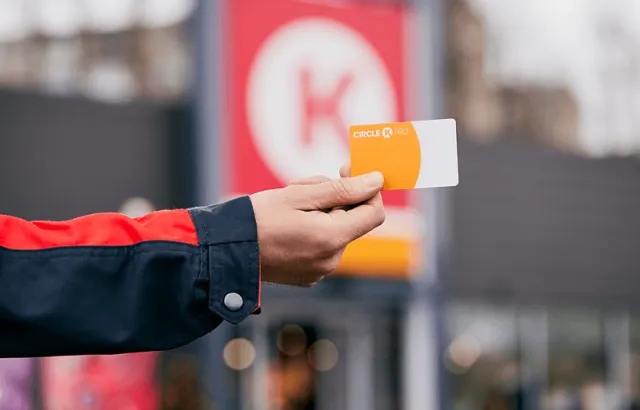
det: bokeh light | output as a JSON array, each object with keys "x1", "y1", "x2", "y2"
[
  {"x1": 223, "y1": 338, "x2": 256, "y2": 371},
  {"x1": 277, "y1": 325, "x2": 307, "y2": 357},
  {"x1": 308, "y1": 339, "x2": 339, "y2": 372},
  {"x1": 446, "y1": 334, "x2": 482, "y2": 372}
]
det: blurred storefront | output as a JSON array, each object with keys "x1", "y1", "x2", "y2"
[
  {"x1": 441, "y1": 136, "x2": 640, "y2": 410},
  {"x1": 442, "y1": 1, "x2": 640, "y2": 410},
  {"x1": 442, "y1": 303, "x2": 640, "y2": 410}
]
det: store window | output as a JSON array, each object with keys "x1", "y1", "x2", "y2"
[
  {"x1": 266, "y1": 324, "x2": 321, "y2": 410},
  {"x1": 628, "y1": 315, "x2": 640, "y2": 409},
  {"x1": 223, "y1": 304, "x2": 401, "y2": 410},
  {"x1": 546, "y1": 310, "x2": 607, "y2": 410},
  {"x1": 445, "y1": 304, "x2": 521, "y2": 410}
]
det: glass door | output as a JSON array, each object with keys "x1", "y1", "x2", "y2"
[{"x1": 224, "y1": 300, "x2": 400, "y2": 410}]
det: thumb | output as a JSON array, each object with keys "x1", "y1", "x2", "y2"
[{"x1": 293, "y1": 172, "x2": 384, "y2": 210}]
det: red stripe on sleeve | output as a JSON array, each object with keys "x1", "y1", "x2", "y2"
[{"x1": 0, "y1": 209, "x2": 199, "y2": 250}]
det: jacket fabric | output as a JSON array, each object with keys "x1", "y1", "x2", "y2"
[{"x1": 0, "y1": 196, "x2": 261, "y2": 358}]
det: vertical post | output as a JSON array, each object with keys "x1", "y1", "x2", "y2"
[
  {"x1": 194, "y1": 0, "x2": 227, "y2": 205},
  {"x1": 605, "y1": 312, "x2": 631, "y2": 410},
  {"x1": 402, "y1": 298, "x2": 441, "y2": 410},
  {"x1": 248, "y1": 320, "x2": 269, "y2": 410},
  {"x1": 346, "y1": 315, "x2": 375, "y2": 410},
  {"x1": 518, "y1": 309, "x2": 549, "y2": 410},
  {"x1": 401, "y1": 0, "x2": 449, "y2": 409},
  {"x1": 192, "y1": 0, "x2": 233, "y2": 409}
]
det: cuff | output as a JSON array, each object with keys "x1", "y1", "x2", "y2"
[{"x1": 189, "y1": 196, "x2": 262, "y2": 325}]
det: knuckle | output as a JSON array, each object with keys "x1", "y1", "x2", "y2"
[
  {"x1": 321, "y1": 259, "x2": 338, "y2": 274},
  {"x1": 328, "y1": 236, "x2": 346, "y2": 254},
  {"x1": 281, "y1": 185, "x2": 303, "y2": 202},
  {"x1": 374, "y1": 207, "x2": 386, "y2": 227},
  {"x1": 297, "y1": 267, "x2": 327, "y2": 287},
  {"x1": 310, "y1": 231, "x2": 327, "y2": 246},
  {"x1": 294, "y1": 271, "x2": 316, "y2": 288},
  {"x1": 334, "y1": 236, "x2": 348, "y2": 251},
  {"x1": 332, "y1": 179, "x2": 353, "y2": 201},
  {"x1": 314, "y1": 232, "x2": 342, "y2": 254},
  {"x1": 283, "y1": 184, "x2": 301, "y2": 196},
  {"x1": 327, "y1": 256, "x2": 341, "y2": 273},
  {"x1": 317, "y1": 241, "x2": 336, "y2": 256}
]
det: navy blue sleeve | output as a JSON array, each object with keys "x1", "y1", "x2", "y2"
[{"x1": 0, "y1": 196, "x2": 261, "y2": 358}]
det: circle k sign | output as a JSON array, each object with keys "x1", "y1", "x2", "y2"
[
  {"x1": 246, "y1": 17, "x2": 396, "y2": 183},
  {"x1": 227, "y1": 0, "x2": 411, "y2": 208}
]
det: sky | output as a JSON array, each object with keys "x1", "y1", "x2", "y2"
[
  {"x1": 0, "y1": 0, "x2": 194, "y2": 38},
  {"x1": 469, "y1": 0, "x2": 640, "y2": 156}
]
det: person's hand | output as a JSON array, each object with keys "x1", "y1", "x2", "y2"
[{"x1": 250, "y1": 166, "x2": 385, "y2": 287}]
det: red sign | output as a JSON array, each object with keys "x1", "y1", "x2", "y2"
[
  {"x1": 41, "y1": 353, "x2": 158, "y2": 410},
  {"x1": 223, "y1": 0, "x2": 423, "y2": 277},
  {"x1": 226, "y1": 0, "x2": 412, "y2": 209}
]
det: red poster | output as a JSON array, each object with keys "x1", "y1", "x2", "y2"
[
  {"x1": 225, "y1": 0, "x2": 413, "y2": 209},
  {"x1": 41, "y1": 353, "x2": 158, "y2": 410}
]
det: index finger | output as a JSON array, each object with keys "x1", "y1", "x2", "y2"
[
  {"x1": 339, "y1": 163, "x2": 351, "y2": 178},
  {"x1": 335, "y1": 163, "x2": 352, "y2": 211}
]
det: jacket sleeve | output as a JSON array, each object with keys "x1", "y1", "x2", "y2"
[{"x1": 0, "y1": 196, "x2": 261, "y2": 358}]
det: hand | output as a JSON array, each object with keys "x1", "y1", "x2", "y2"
[
  {"x1": 250, "y1": 166, "x2": 385, "y2": 287},
  {"x1": 289, "y1": 163, "x2": 373, "y2": 213}
]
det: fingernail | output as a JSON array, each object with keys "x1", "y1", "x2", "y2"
[{"x1": 362, "y1": 171, "x2": 384, "y2": 190}]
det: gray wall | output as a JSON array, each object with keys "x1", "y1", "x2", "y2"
[
  {"x1": 448, "y1": 137, "x2": 640, "y2": 308},
  {"x1": 0, "y1": 90, "x2": 193, "y2": 220}
]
